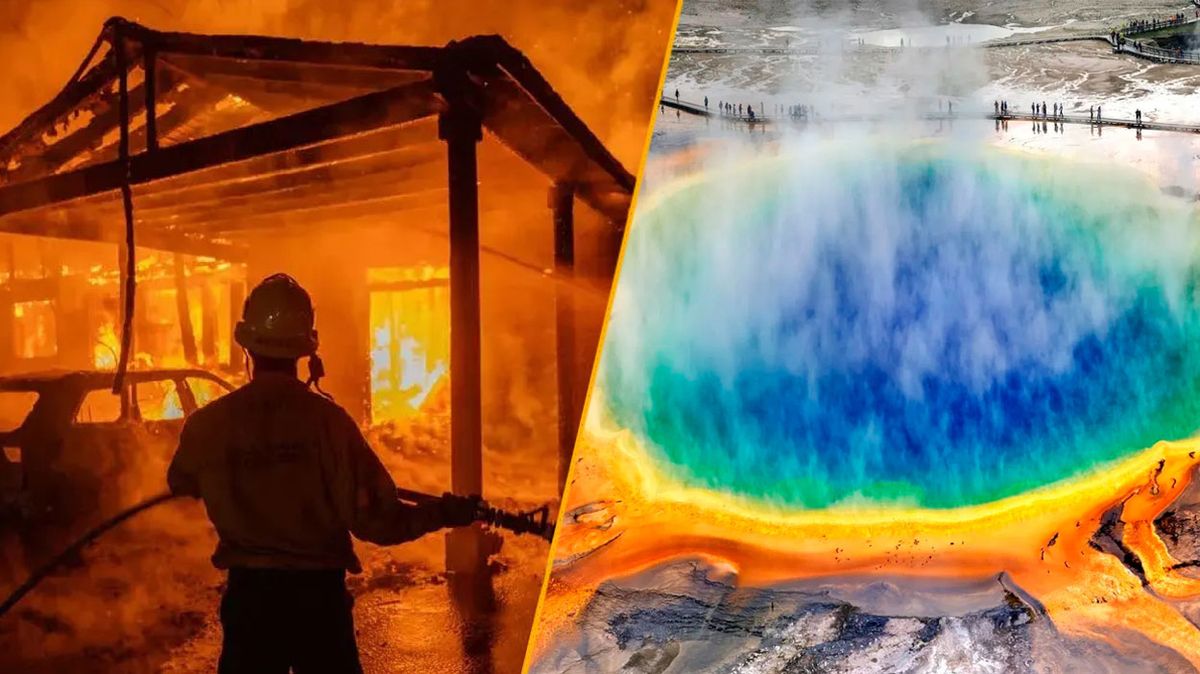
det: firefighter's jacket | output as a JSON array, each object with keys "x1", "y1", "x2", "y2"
[{"x1": 168, "y1": 372, "x2": 446, "y2": 571}]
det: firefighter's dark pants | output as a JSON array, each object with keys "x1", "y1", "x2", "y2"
[{"x1": 218, "y1": 567, "x2": 362, "y2": 674}]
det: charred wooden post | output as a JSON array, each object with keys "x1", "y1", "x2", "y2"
[
  {"x1": 551, "y1": 182, "x2": 579, "y2": 493},
  {"x1": 441, "y1": 95, "x2": 482, "y2": 504},
  {"x1": 112, "y1": 21, "x2": 137, "y2": 395},
  {"x1": 436, "y1": 50, "x2": 495, "y2": 601}
]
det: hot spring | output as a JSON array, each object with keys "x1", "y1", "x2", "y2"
[{"x1": 600, "y1": 141, "x2": 1200, "y2": 509}]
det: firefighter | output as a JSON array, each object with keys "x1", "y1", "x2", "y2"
[{"x1": 168, "y1": 273, "x2": 479, "y2": 674}]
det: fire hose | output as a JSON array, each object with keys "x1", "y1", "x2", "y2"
[
  {"x1": 396, "y1": 487, "x2": 555, "y2": 541},
  {"x1": 0, "y1": 492, "x2": 179, "y2": 617},
  {"x1": 0, "y1": 488, "x2": 554, "y2": 618}
]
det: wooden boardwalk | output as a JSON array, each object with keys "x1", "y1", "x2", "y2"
[
  {"x1": 1120, "y1": 14, "x2": 1200, "y2": 38},
  {"x1": 660, "y1": 96, "x2": 1200, "y2": 135},
  {"x1": 671, "y1": 36, "x2": 1106, "y2": 56},
  {"x1": 983, "y1": 35, "x2": 1109, "y2": 49},
  {"x1": 1115, "y1": 41, "x2": 1200, "y2": 65},
  {"x1": 1111, "y1": 14, "x2": 1200, "y2": 64}
]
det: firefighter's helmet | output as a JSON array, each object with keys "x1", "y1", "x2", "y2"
[{"x1": 234, "y1": 274, "x2": 319, "y2": 359}]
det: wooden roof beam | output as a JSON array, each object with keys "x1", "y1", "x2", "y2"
[
  {"x1": 75, "y1": 141, "x2": 544, "y2": 231},
  {"x1": 125, "y1": 20, "x2": 443, "y2": 72},
  {"x1": 0, "y1": 209, "x2": 246, "y2": 261},
  {"x1": 0, "y1": 78, "x2": 444, "y2": 218},
  {"x1": 166, "y1": 190, "x2": 449, "y2": 234},
  {"x1": 128, "y1": 147, "x2": 445, "y2": 221},
  {"x1": 0, "y1": 52, "x2": 121, "y2": 167},
  {"x1": 139, "y1": 171, "x2": 449, "y2": 231},
  {"x1": 5, "y1": 67, "x2": 204, "y2": 183},
  {"x1": 132, "y1": 118, "x2": 441, "y2": 206},
  {"x1": 160, "y1": 52, "x2": 428, "y2": 94}
]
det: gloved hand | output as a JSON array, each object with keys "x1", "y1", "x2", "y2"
[{"x1": 440, "y1": 492, "x2": 482, "y2": 528}]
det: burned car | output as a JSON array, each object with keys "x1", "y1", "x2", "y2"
[{"x1": 0, "y1": 369, "x2": 234, "y2": 527}]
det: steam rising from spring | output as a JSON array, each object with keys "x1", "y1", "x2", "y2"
[{"x1": 601, "y1": 139, "x2": 1200, "y2": 508}]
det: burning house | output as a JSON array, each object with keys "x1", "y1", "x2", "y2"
[{"x1": 0, "y1": 15, "x2": 633, "y2": 642}]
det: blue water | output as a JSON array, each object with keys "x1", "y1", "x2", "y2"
[{"x1": 599, "y1": 145, "x2": 1200, "y2": 508}]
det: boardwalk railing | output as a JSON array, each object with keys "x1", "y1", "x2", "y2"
[
  {"x1": 1113, "y1": 13, "x2": 1200, "y2": 64},
  {"x1": 1117, "y1": 41, "x2": 1200, "y2": 65},
  {"x1": 672, "y1": 36, "x2": 1107, "y2": 55},
  {"x1": 660, "y1": 96, "x2": 1200, "y2": 134},
  {"x1": 1119, "y1": 15, "x2": 1199, "y2": 38}
]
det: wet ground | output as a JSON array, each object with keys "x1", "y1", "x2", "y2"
[{"x1": 0, "y1": 390, "x2": 556, "y2": 674}]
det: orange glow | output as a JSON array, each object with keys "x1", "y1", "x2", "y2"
[
  {"x1": 160, "y1": 389, "x2": 184, "y2": 420},
  {"x1": 190, "y1": 378, "x2": 226, "y2": 408},
  {"x1": 368, "y1": 266, "x2": 450, "y2": 424},
  {"x1": 130, "y1": 377, "x2": 186, "y2": 421},
  {"x1": 12, "y1": 299, "x2": 56, "y2": 359},
  {"x1": 78, "y1": 256, "x2": 240, "y2": 372},
  {"x1": 94, "y1": 320, "x2": 120, "y2": 369},
  {"x1": 530, "y1": 396, "x2": 1200, "y2": 667}
]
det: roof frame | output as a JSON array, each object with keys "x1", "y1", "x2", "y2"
[
  {"x1": 0, "y1": 77, "x2": 443, "y2": 216},
  {"x1": 0, "y1": 18, "x2": 634, "y2": 248}
]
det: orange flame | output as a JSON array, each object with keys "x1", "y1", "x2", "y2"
[
  {"x1": 368, "y1": 266, "x2": 450, "y2": 425},
  {"x1": 12, "y1": 299, "x2": 57, "y2": 359},
  {"x1": 94, "y1": 320, "x2": 120, "y2": 369}
]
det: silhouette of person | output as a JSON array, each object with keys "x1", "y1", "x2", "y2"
[{"x1": 169, "y1": 274, "x2": 479, "y2": 674}]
